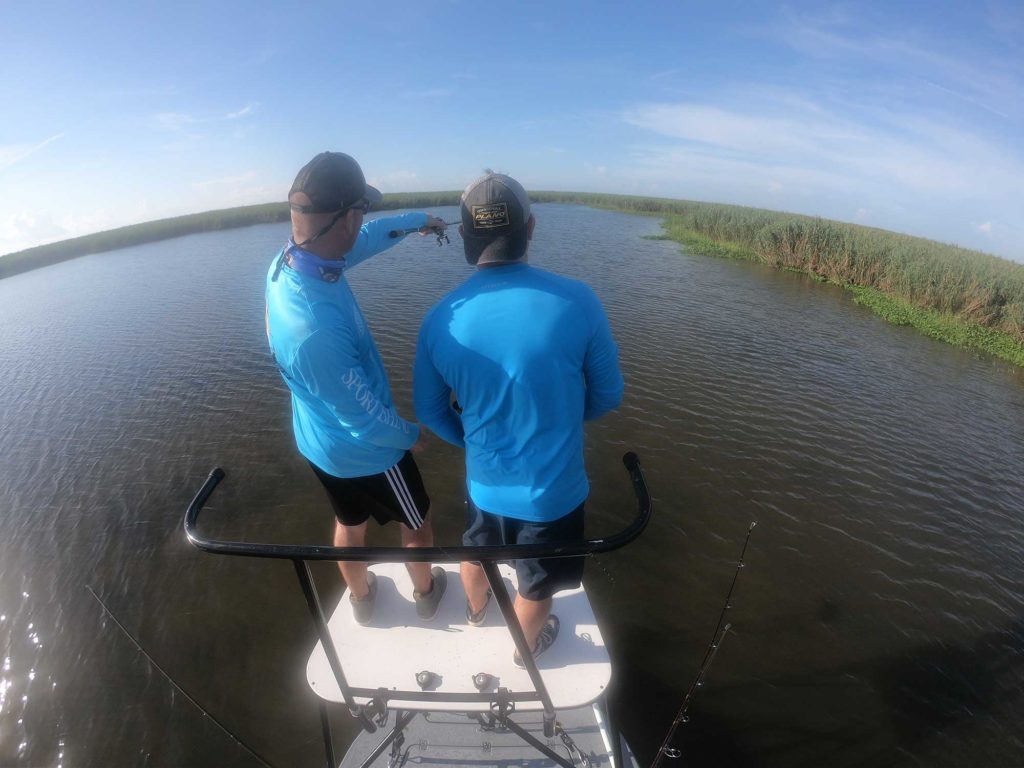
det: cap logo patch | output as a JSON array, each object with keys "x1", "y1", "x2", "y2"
[{"x1": 472, "y1": 203, "x2": 510, "y2": 229}]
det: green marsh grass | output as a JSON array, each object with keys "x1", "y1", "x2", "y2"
[{"x1": 534, "y1": 192, "x2": 1024, "y2": 367}]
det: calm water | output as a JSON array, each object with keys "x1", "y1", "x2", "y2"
[{"x1": 1, "y1": 205, "x2": 1022, "y2": 767}]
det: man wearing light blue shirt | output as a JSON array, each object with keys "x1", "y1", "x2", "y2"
[
  {"x1": 266, "y1": 152, "x2": 448, "y2": 624},
  {"x1": 414, "y1": 172, "x2": 623, "y2": 665}
]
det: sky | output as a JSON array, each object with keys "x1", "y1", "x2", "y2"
[{"x1": 2, "y1": 0, "x2": 1022, "y2": 261}]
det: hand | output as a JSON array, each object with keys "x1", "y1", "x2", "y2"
[
  {"x1": 419, "y1": 216, "x2": 447, "y2": 236},
  {"x1": 411, "y1": 429, "x2": 429, "y2": 454}
]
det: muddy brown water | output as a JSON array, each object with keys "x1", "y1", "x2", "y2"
[{"x1": 1, "y1": 205, "x2": 1022, "y2": 767}]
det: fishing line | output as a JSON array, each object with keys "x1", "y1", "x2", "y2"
[
  {"x1": 649, "y1": 521, "x2": 757, "y2": 768},
  {"x1": 85, "y1": 585, "x2": 277, "y2": 768}
]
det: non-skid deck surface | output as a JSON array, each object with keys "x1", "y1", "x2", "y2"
[{"x1": 307, "y1": 562, "x2": 612, "y2": 711}]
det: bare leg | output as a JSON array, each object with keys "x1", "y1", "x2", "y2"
[
  {"x1": 334, "y1": 520, "x2": 370, "y2": 598},
  {"x1": 515, "y1": 594, "x2": 553, "y2": 652},
  {"x1": 461, "y1": 561, "x2": 491, "y2": 614},
  {"x1": 400, "y1": 513, "x2": 434, "y2": 594}
]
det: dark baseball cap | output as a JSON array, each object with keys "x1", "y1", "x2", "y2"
[
  {"x1": 288, "y1": 152, "x2": 382, "y2": 214},
  {"x1": 460, "y1": 172, "x2": 532, "y2": 264}
]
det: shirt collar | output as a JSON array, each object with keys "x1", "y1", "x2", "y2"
[{"x1": 281, "y1": 239, "x2": 345, "y2": 283}]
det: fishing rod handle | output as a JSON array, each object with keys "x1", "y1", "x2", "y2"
[{"x1": 389, "y1": 221, "x2": 460, "y2": 238}]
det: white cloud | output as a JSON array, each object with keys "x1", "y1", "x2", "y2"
[
  {"x1": 766, "y1": 11, "x2": 1024, "y2": 122},
  {"x1": 155, "y1": 104, "x2": 259, "y2": 130},
  {"x1": 975, "y1": 221, "x2": 994, "y2": 236},
  {"x1": 0, "y1": 211, "x2": 68, "y2": 254},
  {"x1": 226, "y1": 104, "x2": 256, "y2": 119},
  {"x1": 623, "y1": 97, "x2": 1020, "y2": 207},
  {"x1": 0, "y1": 209, "x2": 119, "y2": 255},
  {"x1": 0, "y1": 133, "x2": 65, "y2": 172}
]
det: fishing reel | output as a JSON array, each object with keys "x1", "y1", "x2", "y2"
[{"x1": 430, "y1": 226, "x2": 451, "y2": 247}]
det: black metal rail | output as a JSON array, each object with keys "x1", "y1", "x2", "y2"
[
  {"x1": 185, "y1": 452, "x2": 651, "y2": 563},
  {"x1": 183, "y1": 451, "x2": 652, "y2": 768}
]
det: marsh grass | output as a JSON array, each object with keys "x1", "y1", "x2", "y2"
[
  {"x1": 534, "y1": 192, "x2": 1024, "y2": 366},
  {"x1": 4, "y1": 190, "x2": 1022, "y2": 367}
]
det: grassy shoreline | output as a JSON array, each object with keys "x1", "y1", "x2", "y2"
[
  {"x1": 3, "y1": 190, "x2": 1022, "y2": 368},
  {"x1": 0, "y1": 193, "x2": 464, "y2": 281}
]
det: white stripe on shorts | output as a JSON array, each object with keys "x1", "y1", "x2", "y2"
[{"x1": 384, "y1": 465, "x2": 423, "y2": 529}]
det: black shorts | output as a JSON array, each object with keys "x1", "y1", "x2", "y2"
[
  {"x1": 463, "y1": 497, "x2": 585, "y2": 601},
  {"x1": 309, "y1": 452, "x2": 430, "y2": 530}
]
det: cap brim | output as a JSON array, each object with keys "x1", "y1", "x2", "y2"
[{"x1": 365, "y1": 185, "x2": 383, "y2": 206}]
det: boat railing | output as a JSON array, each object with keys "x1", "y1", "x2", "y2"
[{"x1": 184, "y1": 451, "x2": 652, "y2": 767}]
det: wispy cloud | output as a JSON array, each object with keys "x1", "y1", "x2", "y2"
[
  {"x1": 154, "y1": 104, "x2": 259, "y2": 130},
  {"x1": 225, "y1": 104, "x2": 255, "y2": 119},
  {"x1": 622, "y1": 88, "x2": 1023, "y2": 257},
  {"x1": 626, "y1": 75, "x2": 1022, "y2": 191},
  {"x1": 0, "y1": 133, "x2": 65, "y2": 172},
  {"x1": 764, "y1": 9, "x2": 1024, "y2": 122}
]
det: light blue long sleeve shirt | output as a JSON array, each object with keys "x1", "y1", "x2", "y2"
[
  {"x1": 266, "y1": 212, "x2": 427, "y2": 478},
  {"x1": 414, "y1": 263, "x2": 624, "y2": 522}
]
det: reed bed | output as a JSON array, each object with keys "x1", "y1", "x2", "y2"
[{"x1": 534, "y1": 192, "x2": 1024, "y2": 365}]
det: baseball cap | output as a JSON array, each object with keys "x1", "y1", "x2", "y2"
[
  {"x1": 460, "y1": 172, "x2": 532, "y2": 264},
  {"x1": 289, "y1": 152, "x2": 383, "y2": 214}
]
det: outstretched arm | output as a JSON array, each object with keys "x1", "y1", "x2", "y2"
[{"x1": 345, "y1": 212, "x2": 434, "y2": 269}]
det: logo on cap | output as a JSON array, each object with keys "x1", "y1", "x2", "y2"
[{"x1": 472, "y1": 203, "x2": 511, "y2": 230}]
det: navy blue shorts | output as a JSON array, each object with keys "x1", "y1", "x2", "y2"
[
  {"x1": 309, "y1": 452, "x2": 430, "y2": 530},
  {"x1": 463, "y1": 497, "x2": 585, "y2": 601}
]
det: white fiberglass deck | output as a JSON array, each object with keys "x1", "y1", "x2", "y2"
[{"x1": 306, "y1": 562, "x2": 612, "y2": 712}]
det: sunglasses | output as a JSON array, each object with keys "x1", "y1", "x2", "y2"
[{"x1": 345, "y1": 198, "x2": 371, "y2": 214}]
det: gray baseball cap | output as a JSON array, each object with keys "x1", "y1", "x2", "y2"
[
  {"x1": 460, "y1": 172, "x2": 531, "y2": 264},
  {"x1": 289, "y1": 152, "x2": 382, "y2": 214}
]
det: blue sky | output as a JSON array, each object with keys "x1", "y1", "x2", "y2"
[{"x1": 2, "y1": 1, "x2": 1022, "y2": 261}]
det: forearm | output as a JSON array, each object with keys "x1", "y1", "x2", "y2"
[{"x1": 346, "y1": 213, "x2": 430, "y2": 268}]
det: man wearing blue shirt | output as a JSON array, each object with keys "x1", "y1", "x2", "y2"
[
  {"x1": 266, "y1": 152, "x2": 448, "y2": 625},
  {"x1": 414, "y1": 172, "x2": 623, "y2": 665}
]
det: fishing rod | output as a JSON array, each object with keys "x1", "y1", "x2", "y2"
[
  {"x1": 85, "y1": 585, "x2": 278, "y2": 768},
  {"x1": 649, "y1": 521, "x2": 757, "y2": 768},
  {"x1": 388, "y1": 221, "x2": 460, "y2": 246}
]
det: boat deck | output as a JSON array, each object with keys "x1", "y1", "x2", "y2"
[
  {"x1": 306, "y1": 562, "x2": 612, "y2": 712},
  {"x1": 339, "y1": 708, "x2": 637, "y2": 768}
]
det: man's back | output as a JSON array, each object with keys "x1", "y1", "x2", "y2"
[{"x1": 415, "y1": 263, "x2": 623, "y2": 522}]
